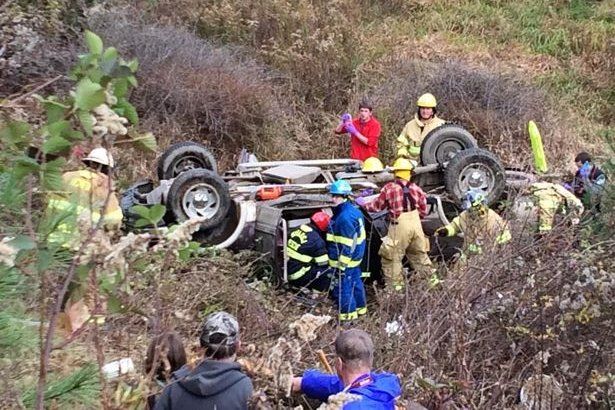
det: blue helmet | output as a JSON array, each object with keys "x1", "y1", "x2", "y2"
[
  {"x1": 329, "y1": 180, "x2": 352, "y2": 196},
  {"x1": 462, "y1": 189, "x2": 486, "y2": 210}
]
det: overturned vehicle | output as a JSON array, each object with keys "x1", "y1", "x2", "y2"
[{"x1": 121, "y1": 125, "x2": 536, "y2": 283}]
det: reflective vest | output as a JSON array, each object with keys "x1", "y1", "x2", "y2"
[
  {"x1": 530, "y1": 182, "x2": 584, "y2": 215},
  {"x1": 46, "y1": 169, "x2": 123, "y2": 248},
  {"x1": 396, "y1": 114, "x2": 445, "y2": 160},
  {"x1": 327, "y1": 201, "x2": 366, "y2": 271},
  {"x1": 286, "y1": 224, "x2": 328, "y2": 281},
  {"x1": 444, "y1": 207, "x2": 511, "y2": 254}
]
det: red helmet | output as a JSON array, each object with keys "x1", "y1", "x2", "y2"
[{"x1": 311, "y1": 211, "x2": 331, "y2": 232}]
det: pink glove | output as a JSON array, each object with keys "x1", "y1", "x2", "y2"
[
  {"x1": 355, "y1": 197, "x2": 367, "y2": 207},
  {"x1": 345, "y1": 122, "x2": 359, "y2": 136},
  {"x1": 341, "y1": 113, "x2": 352, "y2": 123}
]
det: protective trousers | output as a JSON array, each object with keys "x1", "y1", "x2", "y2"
[
  {"x1": 536, "y1": 198, "x2": 560, "y2": 232},
  {"x1": 379, "y1": 211, "x2": 432, "y2": 289},
  {"x1": 330, "y1": 266, "x2": 367, "y2": 321}
]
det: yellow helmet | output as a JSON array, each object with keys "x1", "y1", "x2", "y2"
[
  {"x1": 362, "y1": 157, "x2": 384, "y2": 173},
  {"x1": 391, "y1": 158, "x2": 414, "y2": 181},
  {"x1": 417, "y1": 93, "x2": 437, "y2": 108}
]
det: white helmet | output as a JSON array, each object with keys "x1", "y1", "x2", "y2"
[{"x1": 83, "y1": 147, "x2": 114, "y2": 168}]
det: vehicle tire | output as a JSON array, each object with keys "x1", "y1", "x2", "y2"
[
  {"x1": 444, "y1": 148, "x2": 505, "y2": 206},
  {"x1": 420, "y1": 124, "x2": 478, "y2": 165},
  {"x1": 167, "y1": 169, "x2": 231, "y2": 230},
  {"x1": 157, "y1": 141, "x2": 217, "y2": 180}
]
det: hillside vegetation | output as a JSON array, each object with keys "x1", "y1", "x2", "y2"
[{"x1": 0, "y1": 0, "x2": 613, "y2": 408}]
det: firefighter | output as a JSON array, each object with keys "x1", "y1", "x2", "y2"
[
  {"x1": 327, "y1": 180, "x2": 367, "y2": 322},
  {"x1": 396, "y1": 93, "x2": 445, "y2": 162},
  {"x1": 286, "y1": 211, "x2": 331, "y2": 292},
  {"x1": 529, "y1": 182, "x2": 584, "y2": 233},
  {"x1": 46, "y1": 147, "x2": 123, "y2": 248},
  {"x1": 356, "y1": 158, "x2": 432, "y2": 291},
  {"x1": 435, "y1": 189, "x2": 511, "y2": 256}
]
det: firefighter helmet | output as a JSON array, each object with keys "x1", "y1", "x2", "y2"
[
  {"x1": 417, "y1": 93, "x2": 437, "y2": 108},
  {"x1": 362, "y1": 157, "x2": 384, "y2": 173},
  {"x1": 83, "y1": 147, "x2": 115, "y2": 168},
  {"x1": 329, "y1": 180, "x2": 352, "y2": 196},
  {"x1": 311, "y1": 211, "x2": 331, "y2": 232}
]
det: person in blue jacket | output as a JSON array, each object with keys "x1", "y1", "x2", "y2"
[
  {"x1": 327, "y1": 180, "x2": 367, "y2": 322},
  {"x1": 291, "y1": 329, "x2": 402, "y2": 409}
]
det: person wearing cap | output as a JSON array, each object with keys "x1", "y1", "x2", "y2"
[
  {"x1": 154, "y1": 311, "x2": 253, "y2": 410},
  {"x1": 334, "y1": 100, "x2": 382, "y2": 161},
  {"x1": 356, "y1": 158, "x2": 433, "y2": 290},
  {"x1": 327, "y1": 180, "x2": 368, "y2": 322},
  {"x1": 435, "y1": 189, "x2": 511, "y2": 257},
  {"x1": 45, "y1": 147, "x2": 123, "y2": 249},
  {"x1": 396, "y1": 93, "x2": 446, "y2": 162},
  {"x1": 285, "y1": 211, "x2": 331, "y2": 292},
  {"x1": 291, "y1": 329, "x2": 401, "y2": 408}
]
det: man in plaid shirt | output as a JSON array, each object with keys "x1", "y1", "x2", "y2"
[{"x1": 356, "y1": 158, "x2": 433, "y2": 290}]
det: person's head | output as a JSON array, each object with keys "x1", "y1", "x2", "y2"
[
  {"x1": 82, "y1": 147, "x2": 114, "y2": 175},
  {"x1": 334, "y1": 329, "x2": 374, "y2": 381},
  {"x1": 416, "y1": 93, "x2": 437, "y2": 121},
  {"x1": 145, "y1": 331, "x2": 187, "y2": 382},
  {"x1": 329, "y1": 180, "x2": 352, "y2": 205},
  {"x1": 462, "y1": 188, "x2": 487, "y2": 215},
  {"x1": 200, "y1": 311, "x2": 240, "y2": 360},
  {"x1": 311, "y1": 211, "x2": 331, "y2": 232},
  {"x1": 574, "y1": 152, "x2": 592, "y2": 169},
  {"x1": 391, "y1": 158, "x2": 414, "y2": 181},
  {"x1": 362, "y1": 157, "x2": 384, "y2": 174},
  {"x1": 358, "y1": 100, "x2": 373, "y2": 122}
]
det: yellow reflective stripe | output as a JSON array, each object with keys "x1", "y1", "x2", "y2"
[
  {"x1": 408, "y1": 144, "x2": 421, "y2": 156},
  {"x1": 339, "y1": 255, "x2": 352, "y2": 265},
  {"x1": 356, "y1": 307, "x2": 367, "y2": 315},
  {"x1": 361, "y1": 271, "x2": 370, "y2": 278},
  {"x1": 68, "y1": 177, "x2": 92, "y2": 191},
  {"x1": 287, "y1": 248, "x2": 313, "y2": 263},
  {"x1": 496, "y1": 229, "x2": 511, "y2": 244},
  {"x1": 327, "y1": 233, "x2": 354, "y2": 247},
  {"x1": 299, "y1": 225, "x2": 312, "y2": 233},
  {"x1": 314, "y1": 254, "x2": 328, "y2": 264},
  {"x1": 467, "y1": 244, "x2": 482, "y2": 254},
  {"x1": 330, "y1": 258, "x2": 361, "y2": 268},
  {"x1": 288, "y1": 265, "x2": 311, "y2": 281}
]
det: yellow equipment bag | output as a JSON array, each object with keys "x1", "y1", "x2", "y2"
[{"x1": 528, "y1": 120, "x2": 548, "y2": 173}]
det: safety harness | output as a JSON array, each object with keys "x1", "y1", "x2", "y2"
[{"x1": 394, "y1": 180, "x2": 416, "y2": 212}]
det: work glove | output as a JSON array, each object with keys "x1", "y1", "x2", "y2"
[
  {"x1": 579, "y1": 161, "x2": 591, "y2": 179},
  {"x1": 341, "y1": 113, "x2": 352, "y2": 123},
  {"x1": 355, "y1": 196, "x2": 367, "y2": 207},
  {"x1": 345, "y1": 122, "x2": 359, "y2": 136},
  {"x1": 359, "y1": 188, "x2": 374, "y2": 197},
  {"x1": 562, "y1": 182, "x2": 573, "y2": 191},
  {"x1": 435, "y1": 227, "x2": 448, "y2": 237}
]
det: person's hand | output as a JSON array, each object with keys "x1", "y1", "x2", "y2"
[
  {"x1": 341, "y1": 113, "x2": 352, "y2": 123},
  {"x1": 579, "y1": 161, "x2": 591, "y2": 178},
  {"x1": 359, "y1": 188, "x2": 374, "y2": 197},
  {"x1": 355, "y1": 196, "x2": 367, "y2": 207},
  {"x1": 291, "y1": 377, "x2": 302, "y2": 393},
  {"x1": 563, "y1": 182, "x2": 573, "y2": 191},
  {"x1": 345, "y1": 122, "x2": 359, "y2": 136}
]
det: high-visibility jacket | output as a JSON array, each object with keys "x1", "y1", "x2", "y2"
[
  {"x1": 396, "y1": 114, "x2": 445, "y2": 161},
  {"x1": 286, "y1": 223, "x2": 328, "y2": 282},
  {"x1": 46, "y1": 169, "x2": 123, "y2": 248},
  {"x1": 530, "y1": 182, "x2": 584, "y2": 231},
  {"x1": 327, "y1": 201, "x2": 366, "y2": 271},
  {"x1": 443, "y1": 208, "x2": 511, "y2": 254}
]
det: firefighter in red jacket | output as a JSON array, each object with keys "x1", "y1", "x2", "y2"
[{"x1": 334, "y1": 101, "x2": 381, "y2": 161}]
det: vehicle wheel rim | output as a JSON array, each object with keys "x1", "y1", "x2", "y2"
[
  {"x1": 172, "y1": 156, "x2": 206, "y2": 177},
  {"x1": 182, "y1": 183, "x2": 220, "y2": 219},
  {"x1": 457, "y1": 164, "x2": 496, "y2": 198},
  {"x1": 436, "y1": 139, "x2": 467, "y2": 163}
]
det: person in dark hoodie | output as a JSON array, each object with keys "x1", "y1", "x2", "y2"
[
  {"x1": 291, "y1": 328, "x2": 401, "y2": 409},
  {"x1": 154, "y1": 311, "x2": 253, "y2": 410}
]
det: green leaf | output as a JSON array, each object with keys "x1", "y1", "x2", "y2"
[
  {"x1": 40, "y1": 158, "x2": 66, "y2": 191},
  {"x1": 74, "y1": 78, "x2": 105, "y2": 111},
  {"x1": 106, "y1": 295, "x2": 126, "y2": 314},
  {"x1": 134, "y1": 218, "x2": 151, "y2": 228},
  {"x1": 114, "y1": 99, "x2": 138, "y2": 126},
  {"x1": 112, "y1": 78, "x2": 129, "y2": 99},
  {"x1": 130, "y1": 132, "x2": 157, "y2": 152},
  {"x1": 0, "y1": 120, "x2": 30, "y2": 146},
  {"x1": 84, "y1": 31, "x2": 103, "y2": 55},
  {"x1": 42, "y1": 135, "x2": 71, "y2": 154},
  {"x1": 47, "y1": 120, "x2": 71, "y2": 139},
  {"x1": 77, "y1": 110, "x2": 94, "y2": 137},
  {"x1": 102, "y1": 47, "x2": 118, "y2": 62},
  {"x1": 126, "y1": 58, "x2": 139, "y2": 72},
  {"x1": 127, "y1": 75, "x2": 138, "y2": 88},
  {"x1": 13, "y1": 157, "x2": 40, "y2": 179},
  {"x1": 131, "y1": 205, "x2": 150, "y2": 219},
  {"x1": 111, "y1": 65, "x2": 133, "y2": 78},
  {"x1": 7, "y1": 235, "x2": 36, "y2": 251},
  {"x1": 148, "y1": 204, "x2": 166, "y2": 224}
]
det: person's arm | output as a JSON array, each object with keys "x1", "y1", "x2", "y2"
[
  {"x1": 363, "y1": 187, "x2": 388, "y2": 213},
  {"x1": 327, "y1": 217, "x2": 356, "y2": 271},
  {"x1": 152, "y1": 386, "x2": 171, "y2": 410},
  {"x1": 412, "y1": 185, "x2": 428, "y2": 218},
  {"x1": 334, "y1": 113, "x2": 353, "y2": 135},
  {"x1": 436, "y1": 215, "x2": 462, "y2": 237},
  {"x1": 293, "y1": 370, "x2": 344, "y2": 402}
]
